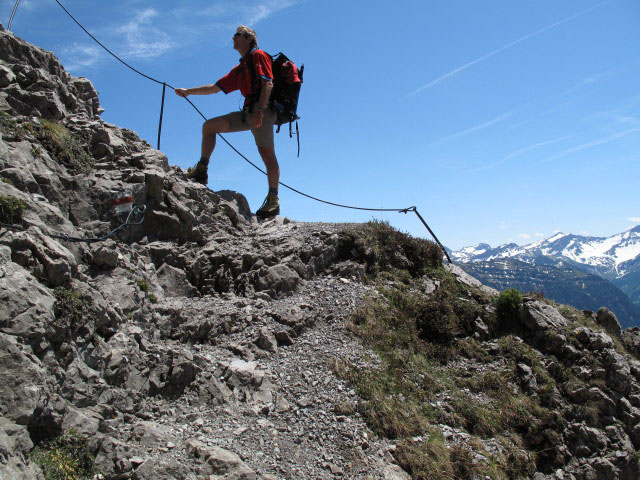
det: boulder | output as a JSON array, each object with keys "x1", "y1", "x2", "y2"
[
  {"x1": 187, "y1": 439, "x2": 256, "y2": 479},
  {"x1": 0, "y1": 333, "x2": 51, "y2": 426},
  {"x1": 0, "y1": 418, "x2": 39, "y2": 480},
  {"x1": 255, "y1": 327, "x2": 278, "y2": 353},
  {"x1": 596, "y1": 307, "x2": 622, "y2": 338},
  {"x1": 622, "y1": 327, "x2": 640, "y2": 356},
  {"x1": 0, "y1": 64, "x2": 16, "y2": 88},
  {"x1": 156, "y1": 263, "x2": 198, "y2": 298},
  {"x1": 523, "y1": 299, "x2": 568, "y2": 332}
]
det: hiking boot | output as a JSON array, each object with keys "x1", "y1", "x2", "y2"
[
  {"x1": 256, "y1": 193, "x2": 280, "y2": 218},
  {"x1": 186, "y1": 160, "x2": 208, "y2": 185}
]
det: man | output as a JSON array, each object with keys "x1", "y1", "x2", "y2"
[{"x1": 175, "y1": 25, "x2": 280, "y2": 218}]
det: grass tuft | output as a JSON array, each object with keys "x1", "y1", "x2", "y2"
[
  {"x1": 0, "y1": 114, "x2": 94, "y2": 174},
  {"x1": 53, "y1": 288, "x2": 95, "y2": 332},
  {"x1": 31, "y1": 430, "x2": 99, "y2": 480},
  {"x1": 0, "y1": 194, "x2": 28, "y2": 224}
]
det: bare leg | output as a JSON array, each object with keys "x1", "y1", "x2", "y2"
[
  {"x1": 201, "y1": 117, "x2": 230, "y2": 161},
  {"x1": 257, "y1": 146, "x2": 280, "y2": 189}
]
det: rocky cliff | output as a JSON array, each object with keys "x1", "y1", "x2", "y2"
[{"x1": 1, "y1": 26, "x2": 640, "y2": 480}]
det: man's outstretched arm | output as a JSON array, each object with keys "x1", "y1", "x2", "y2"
[{"x1": 175, "y1": 84, "x2": 221, "y2": 97}]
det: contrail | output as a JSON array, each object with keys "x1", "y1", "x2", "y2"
[
  {"x1": 468, "y1": 135, "x2": 571, "y2": 172},
  {"x1": 407, "y1": 1, "x2": 612, "y2": 98},
  {"x1": 538, "y1": 126, "x2": 640, "y2": 164},
  {"x1": 428, "y1": 109, "x2": 514, "y2": 146}
]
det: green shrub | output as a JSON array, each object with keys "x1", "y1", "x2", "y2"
[
  {"x1": 136, "y1": 279, "x2": 150, "y2": 293},
  {"x1": 0, "y1": 194, "x2": 28, "y2": 224},
  {"x1": 53, "y1": 288, "x2": 93, "y2": 330},
  {"x1": 344, "y1": 220, "x2": 443, "y2": 277},
  {"x1": 31, "y1": 144, "x2": 43, "y2": 157},
  {"x1": 31, "y1": 430, "x2": 98, "y2": 480},
  {"x1": 415, "y1": 292, "x2": 463, "y2": 345},
  {"x1": 495, "y1": 289, "x2": 523, "y2": 326}
]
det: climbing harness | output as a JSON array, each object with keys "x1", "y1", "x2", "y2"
[
  {"x1": 46, "y1": 0, "x2": 452, "y2": 263},
  {"x1": 0, "y1": 205, "x2": 146, "y2": 244}
]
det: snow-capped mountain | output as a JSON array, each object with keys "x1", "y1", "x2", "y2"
[{"x1": 452, "y1": 225, "x2": 640, "y2": 280}]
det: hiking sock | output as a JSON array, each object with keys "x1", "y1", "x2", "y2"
[
  {"x1": 200, "y1": 157, "x2": 209, "y2": 167},
  {"x1": 269, "y1": 187, "x2": 278, "y2": 197}
]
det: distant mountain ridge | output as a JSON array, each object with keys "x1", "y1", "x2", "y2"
[
  {"x1": 452, "y1": 225, "x2": 640, "y2": 280},
  {"x1": 451, "y1": 226, "x2": 640, "y2": 324}
]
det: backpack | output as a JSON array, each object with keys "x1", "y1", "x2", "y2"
[{"x1": 248, "y1": 51, "x2": 304, "y2": 156}]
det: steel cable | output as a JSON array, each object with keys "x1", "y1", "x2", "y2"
[
  {"x1": 7, "y1": 0, "x2": 21, "y2": 30},
  {"x1": 0, "y1": 206, "x2": 146, "y2": 244}
]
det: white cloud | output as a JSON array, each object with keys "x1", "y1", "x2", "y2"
[
  {"x1": 628, "y1": 217, "x2": 640, "y2": 223},
  {"x1": 518, "y1": 233, "x2": 531, "y2": 239},
  {"x1": 62, "y1": 43, "x2": 104, "y2": 71},
  {"x1": 246, "y1": 0, "x2": 297, "y2": 25},
  {"x1": 178, "y1": 0, "x2": 297, "y2": 26},
  {"x1": 407, "y1": 1, "x2": 612, "y2": 97},
  {"x1": 18, "y1": 0, "x2": 36, "y2": 11},
  {"x1": 115, "y1": 9, "x2": 173, "y2": 59},
  {"x1": 499, "y1": 221, "x2": 508, "y2": 230},
  {"x1": 534, "y1": 233, "x2": 544, "y2": 237},
  {"x1": 169, "y1": 0, "x2": 299, "y2": 48}
]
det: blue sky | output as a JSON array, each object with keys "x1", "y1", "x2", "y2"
[{"x1": 4, "y1": 0, "x2": 639, "y2": 250}]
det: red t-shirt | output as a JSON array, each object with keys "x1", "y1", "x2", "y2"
[{"x1": 215, "y1": 49, "x2": 273, "y2": 103}]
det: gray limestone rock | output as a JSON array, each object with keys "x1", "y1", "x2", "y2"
[
  {"x1": 383, "y1": 464, "x2": 411, "y2": 480},
  {"x1": 187, "y1": 439, "x2": 256, "y2": 479},
  {"x1": 0, "y1": 246, "x2": 55, "y2": 346},
  {"x1": 61, "y1": 406, "x2": 102, "y2": 436},
  {"x1": 91, "y1": 244, "x2": 119, "y2": 268},
  {"x1": 256, "y1": 264, "x2": 300, "y2": 296},
  {"x1": 255, "y1": 327, "x2": 278, "y2": 353},
  {"x1": 0, "y1": 418, "x2": 40, "y2": 480},
  {"x1": 596, "y1": 307, "x2": 622, "y2": 338},
  {"x1": 156, "y1": 263, "x2": 198, "y2": 298},
  {"x1": 133, "y1": 457, "x2": 196, "y2": 480},
  {"x1": 445, "y1": 263, "x2": 498, "y2": 295},
  {"x1": 622, "y1": 327, "x2": 640, "y2": 356},
  {"x1": 0, "y1": 64, "x2": 16, "y2": 88},
  {"x1": 0, "y1": 333, "x2": 51, "y2": 425},
  {"x1": 517, "y1": 363, "x2": 538, "y2": 393},
  {"x1": 128, "y1": 421, "x2": 176, "y2": 448},
  {"x1": 523, "y1": 299, "x2": 568, "y2": 332},
  {"x1": 574, "y1": 327, "x2": 615, "y2": 351}
]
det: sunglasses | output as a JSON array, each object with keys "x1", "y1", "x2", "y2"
[{"x1": 233, "y1": 32, "x2": 245, "y2": 38}]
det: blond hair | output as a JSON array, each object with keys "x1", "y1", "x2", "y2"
[{"x1": 236, "y1": 25, "x2": 258, "y2": 47}]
